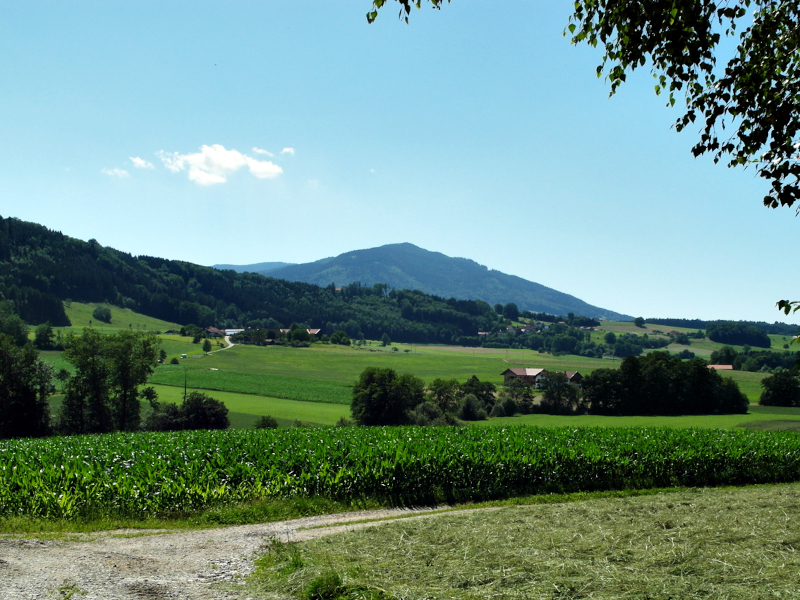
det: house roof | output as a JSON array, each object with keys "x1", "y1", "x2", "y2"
[
  {"x1": 307, "y1": 329, "x2": 321, "y2": 335},
  {"x1": 502, "y1": 368, "x2": 546, "y2": 377},
  {"x1": 206, "y1": 327, "x2": 225, "y2": 335},
  {"x1": 707, "y1": 364, "x2": 734, "y2": 370},
  {"x1": 564, "y1": 371, "x2": 582, "y2": 380}
]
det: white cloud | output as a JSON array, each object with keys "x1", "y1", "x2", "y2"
[
  {"x1": 130, "y1": 156, "x2": 155, "y2": 169},
  {"x1": 252, "y1": 147, "x2": 274, "y2": 157},
  {"x1": 102, "y1": 168, "x2": 129, "y2": 178},
  {"x1": 280, "y1": 147, "x2": 295, "y2": 155},
  {"x1": 156, "y1": 144, "x2": 283, "y2": 185}
]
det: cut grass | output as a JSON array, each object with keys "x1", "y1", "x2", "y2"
[{"x1": 249, "y1": 483, "x2": 800, "y2": 599}]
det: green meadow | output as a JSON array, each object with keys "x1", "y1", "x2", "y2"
[
  {"x1": 36, "y1": 310, "x2": 788, "y2": 430},
  {"x1": 59, "y1": 302, "x2": 182, "y2": 333}
]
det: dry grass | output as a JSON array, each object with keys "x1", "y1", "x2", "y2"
[{"x1": 250, "y1": 483, "x2": 800, "y2": 599}]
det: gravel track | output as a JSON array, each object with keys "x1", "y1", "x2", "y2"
[{"x1": 0, "y1": 507, "x2": 454, "y2": 600}]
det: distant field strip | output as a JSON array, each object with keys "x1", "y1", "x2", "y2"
[
  {"x1": 148, "y1": 368, "x2": 351, "y2": 404},
  {"x1": 4, "y1": 426, "x2": 800, "y2": 518}
]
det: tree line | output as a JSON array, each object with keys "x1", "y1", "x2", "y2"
[
  {"x1": 0, "y1": 329, "x2": 228, "y2": 439},
  {"x1": 0, "y1": 216, "x2": 505, "y2": 344}
]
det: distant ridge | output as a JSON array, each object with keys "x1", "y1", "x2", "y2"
[
  {"x1": 213, "y1": 261, "x2": 294, "y2": 274},
  {"x1": 233, "y1": 243, "x2": 630, "y2": 321}
]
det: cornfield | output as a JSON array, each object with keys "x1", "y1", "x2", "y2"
[{"x1": 2, "y1": 426, "x2": 800, "y2": 519}]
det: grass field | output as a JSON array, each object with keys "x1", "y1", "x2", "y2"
[
  {"x1": 59, "y1": 302, "x2": 181, "y2": 333},
  {"x1": 249, "y1": 483, "x2": 800, "y2": 599},
  {"x1": 149, "y1": 385, "x2": 350, "y2": 426},
  {"x1": 39, "y1": 335, "x2": 775, "y2": 426},
  {"x1": 149, "y1": 364, "x2": 353, "y2": 404}
]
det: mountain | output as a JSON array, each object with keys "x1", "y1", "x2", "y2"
[
  {"x1": 0, "y1": 217, "x2": 504, "y2": 343},
  {"x1": 212, "y1": 261, "x2": 294, "y2": 274},
  {"x1": 258, "y1": 243, "x2": 629, "y2": 320}
]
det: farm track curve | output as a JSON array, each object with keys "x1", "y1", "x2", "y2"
[{"x1": 0, "y1": 505, "x2": 471, "y2": 600}]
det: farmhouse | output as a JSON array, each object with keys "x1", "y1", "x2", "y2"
[
  {"x1": 502, "y1": 368, "x2": 583, "y2": 388},
  {"x1": 205, "y1": 327, "x2": 225, "y2": 338},
  {"x1": 225, "y1": 328, "x2": 245, "y2": 336},
  {"x1": 502, "y1": 368, "x2": 547, "y2": 387}
]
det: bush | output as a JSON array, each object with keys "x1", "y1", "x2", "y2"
[
  {"x1": 458, "y1": 394, "x2": 487, "y2": 421},
  {"x1": 92, "y1": 306, "x2": 112, "y2": 323},
  {"x1": 489, "y1": 403, "x2": 506, "y2": 418},
  {"x1": 170, "y1": 357, "x2": 179, "y2": 365},
  {"x1": 183, "y1": 391, "x2": 229, "y2": 430},
  {"x1": 329, "y1": 330, "x2": 351, "y2": 346},
  {"x1": 254, "y1": 415, "x2": 279, "y2": 429},
  {"x1": 409, "y1": 401, "x2": 444, "y2": 426},
  {"x1": 501, "y1": 397, "x2": 518, "y2": 416},
  {"x1": 145, "y1": 391, "x2": 229, "y2": 431}
]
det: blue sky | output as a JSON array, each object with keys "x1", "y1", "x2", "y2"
[{"x1": 1, "y1": 1, "x2": 796, "y2": 323}]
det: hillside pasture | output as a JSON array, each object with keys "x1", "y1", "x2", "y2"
[{"x1": 60, "y1": 302, "x2": 181, "y2": 333}]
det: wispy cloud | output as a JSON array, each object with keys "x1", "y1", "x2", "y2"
[
  {"x1": 280, "y1": 147, "x2": 295, "y2": 155},
  {"x1": 252, "y1": 147, "x2": 274, "y2": 157},
  {"x1": 157, "y1": 144, "x2": 283, "y2": 185},
  {"x1": 130, "y1": 156, "x2": 154, "y2": 169},
  {"x1": 102, "y1": 168, "x2": 129, "y2": 178}
]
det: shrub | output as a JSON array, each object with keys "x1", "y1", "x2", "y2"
[
  {"x1": 92, "y1": 306, "x2": 112, "y2": 323},
  {"x1": 255, "y1": 415, "x2": 279, "y2": 429},
  {"x1": 170, "y1": 357, "x2": 179, "y2": 365},
  {"x1": 458, "y1": 394, "x2": 487, "y2": 421},
  {"x1": 489, "y1": 403, "x2": 506, "y2": 418},
  {"x1": 502, "y1": 397, "x2": 518, "y2": 416}
]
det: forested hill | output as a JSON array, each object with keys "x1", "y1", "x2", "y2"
[
  {"x1": 242, "y1": 243, "x2": 630, "y2": 321},
  {"x1": 0, "y1": 216, "x2": 505, "y2": 343}
]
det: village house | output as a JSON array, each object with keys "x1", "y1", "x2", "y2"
[
  {"x1": 205, "y1": 327, "x2": 225, "y2": 338},
  {"x1": 502, "y1": 368, "x2": 547, "y2": 388},
  {"x1": 502, "y1": 368, "x2": 583, "y2": 388}
]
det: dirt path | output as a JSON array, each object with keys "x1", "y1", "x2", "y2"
[{"x1": 0, "y1": 506, "x2": 465, "y2": 600}]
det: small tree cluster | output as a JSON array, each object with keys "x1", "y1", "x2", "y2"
[
  {"x1": 145, "y1": 391, "x2": 230, "y2": 431},
  {"x1": 58, "y1": 329, "x2": 161, "y2": 434},
  {"x1": 350, "y1": 369, "x2": 497, "y2": 425},
  {"x1": 92, "y1": 305, "x2": 112, "y2": 323},
  {"x1": 0, "y1": 333, "x2": 53, "y2": 439},
  {"x1": 759, "y1": 370, "x2": 800, "y2": 407},
  {"x1": 329, "y1": 330, "x2": 351, "y2": 346},
  {"x1": 583, "y1": 353, "x2": 748, "y2": 416}
]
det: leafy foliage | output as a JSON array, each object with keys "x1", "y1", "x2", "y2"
[
  {"x1": 706, "y1": 321, "x2": 771, "y2": 347},
  {"x1": 350, "y1": 367, "x2": 425, "y2": 425},
  {"x1": 58, "y1": 329, "x2": 160, "y2": 434},
  {"x1": 583, "y1": 352, "x2": 749, "y2": 415},
  {"x1": 92, "y1": 305, "x2": 111, "y2": 323},
  {"x1": 4, "y1": 426, "x2": 800, "y2": 518},
  {"x1": 759, "y1": 369, "x2": 800, "y2": 406},
  {"x1": 0, "y1": 334, "x2": 53, "y2": 439}
]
